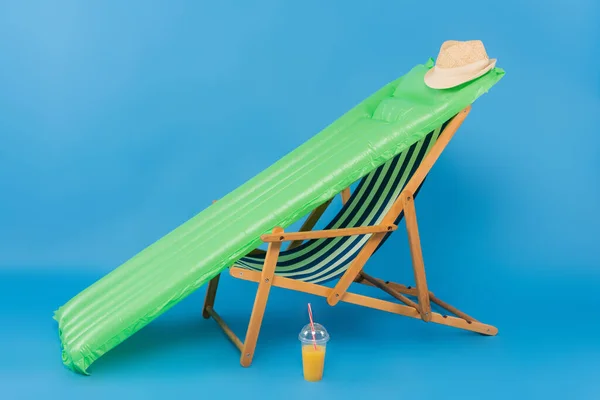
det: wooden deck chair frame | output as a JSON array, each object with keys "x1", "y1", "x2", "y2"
[{"x1": 202, "y1": 105, "x2": 497, "y2": 367}]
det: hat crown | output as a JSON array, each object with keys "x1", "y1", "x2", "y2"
[{"x1": 435, "y1": 40, "x2": 489, "y2": 69}]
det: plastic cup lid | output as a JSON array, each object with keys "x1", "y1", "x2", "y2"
[{"x1": 298, "y1": 322, "x2": 330, "y2": 345}]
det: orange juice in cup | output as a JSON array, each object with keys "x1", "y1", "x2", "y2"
[{"x1": 298, "y1": 323, "x2": 330, "y2": 381}]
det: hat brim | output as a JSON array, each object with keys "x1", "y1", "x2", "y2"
[{"x1": 424, "y1": 59, "x2": 497, "y2": 89}]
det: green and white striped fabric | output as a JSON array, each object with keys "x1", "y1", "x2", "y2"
[{"x1": 235, "y1": 122, "x2": 446, "y2": 284}]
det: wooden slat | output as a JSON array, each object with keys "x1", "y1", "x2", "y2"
[
  {"x1": 202, "y1": 274, "x2": 221, "y2": 319},
  {"x1": 430, "y1": 313, "x2": 496, "y2": 335},
  {"x1": 402, "y1": 192, "x2": 432, "y2": 322},
  {"x1": 359, "y1": 272, "x2": 420, "y2": 311},
  {"x1": 341, "y1": 187, "x2": 351, "y2": 205},
  {"x1": 261, "y1": 224, "x2": 396, "y2": 243},
  {"x1": 429, "y1": 293, "x2": 477, "y2": 322},
  {"x1": 205, "y1": 307, "x2": 243, "y2": 351},
  {"x1": 287, "y1": 199, "x2": 333, "y2": 250},
  {"x1": 240, "y1": 227, "x2": 282, "y2": 367},
  {"x1": 229, "y1": 267, "x2": 497, "y2": 335},
  {"x1": 404, "y1": 106, "x2": 471, "y2": 195},
  {"x1": 355, "y1": 275, "x2": 433, "y2": 297},
  {"x1": 369, "y1": 106, "x2": 472, "y2": 231}
]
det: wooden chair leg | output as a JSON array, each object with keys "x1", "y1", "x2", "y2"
[
  {"x1": 341, "y1": 187, "x2": 351, "y2": 205},
  {"x1": 402, "y1": 192, "x2": 432, "y2": 322},
  {"x1": 202, "y1": 274, "x2": 221, "y2": 318},
  {"x1": 240, "y1": 227, "x2": 283, "y2": 367}
]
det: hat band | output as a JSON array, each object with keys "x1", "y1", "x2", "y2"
[{"x1": 432, "y1": 59, "x2": 491, "y2": 77}]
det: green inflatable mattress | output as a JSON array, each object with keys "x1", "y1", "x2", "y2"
[{"x1": 54, "y1": 59, "x2": 504, "y2": 374}]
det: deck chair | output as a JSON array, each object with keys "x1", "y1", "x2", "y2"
[{"x1": 202, "y1": 105, "x2": 497, "y2": 367}]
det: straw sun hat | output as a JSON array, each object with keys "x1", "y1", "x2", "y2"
[{"x1": 424, "y1": 40, "x2": 496, "y2": 89}]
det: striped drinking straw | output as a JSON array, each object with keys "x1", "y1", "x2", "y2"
[{"x1": 307, "y1": 303, "x2": 318, "y2": 350}]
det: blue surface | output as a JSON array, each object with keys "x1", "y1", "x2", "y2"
[{"x1": 1, "y1": 0, "x2": 599, "y2": 398}]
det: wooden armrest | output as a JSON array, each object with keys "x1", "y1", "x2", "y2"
[{"x1": 260, "y1": 224, "x2": 397, "y2": 243}]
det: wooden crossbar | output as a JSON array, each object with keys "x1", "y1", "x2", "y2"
[
  {"x1": 261, "y1": 224, "x2": 396, "y2": 242},
  {"x1": 287, "y1": 198, "x2": 333, "y2": 250},
  {"x1": 359, "y1": 271, "x2": 420, "y2": 311},
  {"x1": 204, "y1": 306, "x2": 243, "y2": 351},
  {"x1": 202, "y1": 105, "x2": 498, "y2": 367},
  {"x1": 228, "y1": 267, "x2": 497, "y2": 335}
]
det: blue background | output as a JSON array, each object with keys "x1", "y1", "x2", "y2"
[{"x1": 1, "y1": 0, "x2": 599, "y2": 398}]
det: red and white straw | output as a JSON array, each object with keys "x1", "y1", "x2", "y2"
[{"x1": 307, "y1": 303, "x2": 318, "y2": 350}]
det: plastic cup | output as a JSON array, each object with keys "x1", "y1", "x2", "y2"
[{"x1": 298, "y1": 322, "x2": 330, "y2": 382}]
